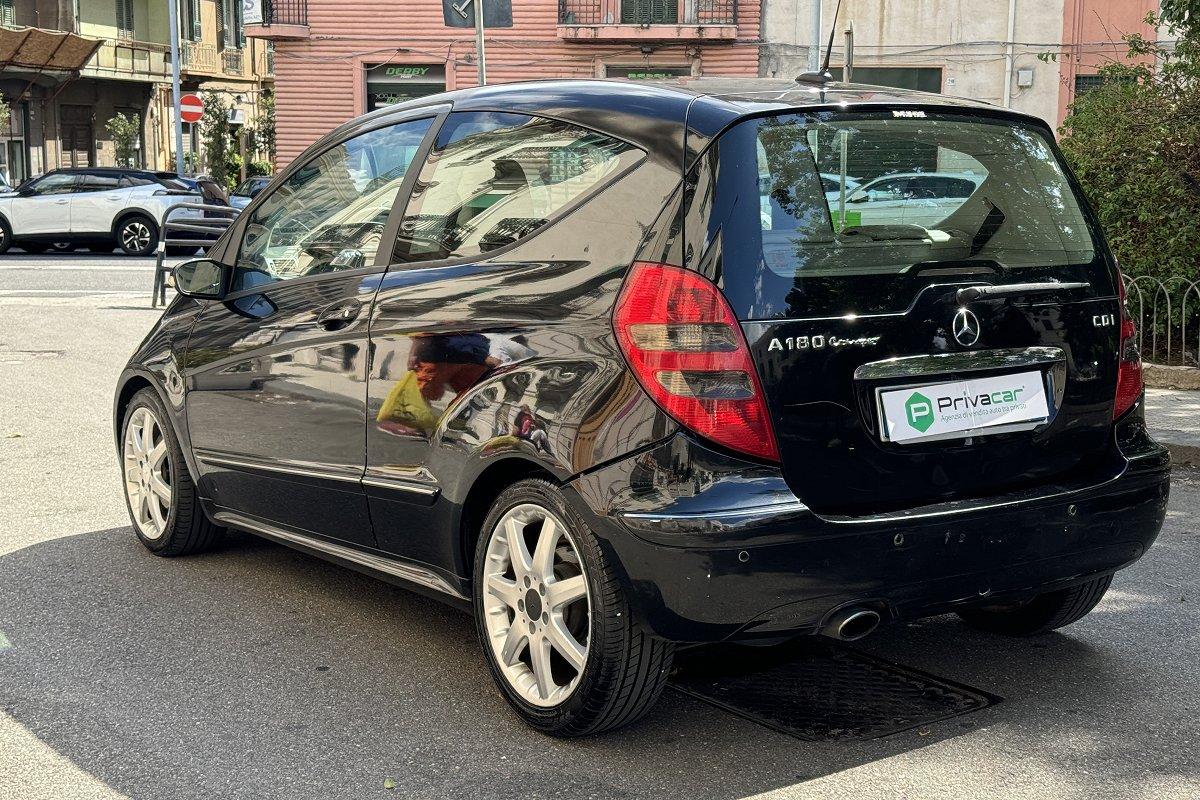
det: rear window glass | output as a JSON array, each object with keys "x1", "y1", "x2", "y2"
[{"x1": 705, "y1": 111, "x2": 1102, "y2": 319}]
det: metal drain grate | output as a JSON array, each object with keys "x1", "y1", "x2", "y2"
[{"x1": 670, "y1": 640, "x2": 999, "y2": 741}]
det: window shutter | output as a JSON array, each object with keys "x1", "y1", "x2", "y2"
[{"x1": 191, "y1": 0, "x2": 202, "y2": 41}]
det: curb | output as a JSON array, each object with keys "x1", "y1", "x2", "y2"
[
  {"x1": 1164, "y1": 442, "x2": 1200, "y2": 468},
  {"x1": 1144, "y1": 363, "x2": 1200, "y2": 392}
]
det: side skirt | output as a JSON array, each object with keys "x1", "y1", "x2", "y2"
[{"x1": 212, "y1": 510, "x2": 471, "y2": 611}]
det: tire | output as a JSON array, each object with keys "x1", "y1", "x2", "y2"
[
  {"x1": 0, "y1": 217, "x2": 11, "y2": 254},
  {"x1": 119, "y1": 387, "x2": 224, "y2": 557},
  {"x1": 956, "y1": 574, "x2": 1113, "y2": 636},
  {"x1": 473, "y1": 478, "x2": 674, "y2": 737},
  {"x1": 116, "y1": 214, "x2": 158, "y2": 257},
  {"x1": 49, "y1": 242, "x2": 76, "y2": 253}
]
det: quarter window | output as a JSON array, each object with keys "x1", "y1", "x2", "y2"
[
  {"x1": 232, "y1": 117, "x2": 433, "y2": 292},
  {"x1": 392, "y1": 112, "x2": 639, "y2": 265}
]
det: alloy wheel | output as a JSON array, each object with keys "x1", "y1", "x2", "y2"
[
  {"x1": 482, "y1": 503, "x2": 591, "y2": 708},
  {"x1": 121, "y1": 221, "x2": 152, "y2": 253},
  {"x1": 123, "y1": 407, "x2": 173, "y2": 540}
]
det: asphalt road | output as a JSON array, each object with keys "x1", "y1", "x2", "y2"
[{"x1": 1, "y1": 253, "x2": 1198, "y2": 800}]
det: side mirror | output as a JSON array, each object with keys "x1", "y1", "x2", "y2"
[
  {"x1": 17, "y1": 187, "x2": 35, "y2": 197},
  {"x1": 173, "y1": 258, "x2": 227, "y2": 299}
]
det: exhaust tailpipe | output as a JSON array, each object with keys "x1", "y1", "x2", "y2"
[{"x1": 819, "y1": 607, "x2": 881, "y2": 641}]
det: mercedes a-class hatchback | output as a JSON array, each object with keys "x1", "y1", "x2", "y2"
[{"x1": 114, "y1": 79, "x2": 1170, "y2": 736}]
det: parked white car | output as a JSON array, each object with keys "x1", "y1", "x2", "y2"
[
  {"x1": 230, "y1": 176, "x2": 271, "y2": 210},
  {"x1": 0, "y1": 168, "x2": 208, "y2": 256},
  {"x1": 840, "y1": 171, "x2": 985, "y2": 229}
]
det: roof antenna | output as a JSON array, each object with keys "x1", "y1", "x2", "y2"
[{"x1": 796, "y1": 0, "x2": 843, "y2": 85}]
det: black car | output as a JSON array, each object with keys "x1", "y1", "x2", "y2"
[{"x1": 113, "y1": 79, "x2": 1169, "y2": 737}]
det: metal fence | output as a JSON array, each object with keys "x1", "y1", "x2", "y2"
[
  {"x1": 1124, "y1": 275, "x2": 1200, "y2": 367},
  {"x1": 151, "y1": 203, "x2": 240, "y2": 308},
  {"x1": 558, "y1": 0, "x2": 736, "y2": 25}
]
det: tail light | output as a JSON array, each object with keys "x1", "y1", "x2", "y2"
[
  {"x1": 1114, "y1": 272, "x2": 1143, "y2": 419},
  {"x1": 613, "y1": 262, "x2": 780, "y2": 462}
]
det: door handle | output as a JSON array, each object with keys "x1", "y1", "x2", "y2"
[
  {"x1": 316, "y1": 300, "x2": 362, "y2": 330},
  {"x1": 55, "y1": 199, "x2": 69, "y2": 204}
]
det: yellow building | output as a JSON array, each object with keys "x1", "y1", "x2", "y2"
[{"x1": 0, "y1": 0, "x2": 272, "y2": 182}]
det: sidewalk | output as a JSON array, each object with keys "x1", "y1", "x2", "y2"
[{"x1": 1144, "y1": 388, "x2": 1200, "y2": 466}]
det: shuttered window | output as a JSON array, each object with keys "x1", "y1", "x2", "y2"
[
  {"x1": 621, "y1": 0, "x2": 678, "y2": 24},
  {"x1": 116, "y1": 0, "x2": 134, "y2": 38},
  {"x1": 218, "y1": 0, "x2": 244, "y2": 49},
  {"x1": 0, "y1": 0, "x2": 15, "y2": 27},
  {"x1": 180, "y1": 0, "x2": 201, "y2": 41}
]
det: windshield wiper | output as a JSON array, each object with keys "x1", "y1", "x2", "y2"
[{"x1": 955, "y1": 281, "x2": 1091, "y2": 304}]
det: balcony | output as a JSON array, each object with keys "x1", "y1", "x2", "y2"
[
  {"x1": 221, "y1": 48, "x2": 245, "y2": 76},
  {"x1": 244, "y1": 0, "x2": 309, "y2": 41},
  {"x1": 180, "y1": 41, "x2": 218, "y2": 73},
  {"x1": 558, "y1": 0, "x2": 738, "y2": 41}
]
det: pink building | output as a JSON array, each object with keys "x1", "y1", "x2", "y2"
[
  {"x1": 1058, "y1": 0, "x2": 1161, "y2": 123},
  {"x1": 247, "y1": 0, "x2": 761, "y2": 167}
]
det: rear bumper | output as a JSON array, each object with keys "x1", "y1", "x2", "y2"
[{"x1": 568, "y1": 399, "x2": 1170, "y2": 642}]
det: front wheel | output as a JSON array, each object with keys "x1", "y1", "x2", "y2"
[
  {"x1": 956, "y1": 574, "x2": 1113, "y2": 636},
  {"x1": 120, "y1": 388, "x2": 224, "y2": 556},
  {"x1": 116, "y1": 215, "x2": 158, "y2": 256},
  {"x1": 473, "y1": 479, "x2": 674, "y2": 737}
]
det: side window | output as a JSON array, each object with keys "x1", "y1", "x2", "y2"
[
  {"x1": 30, "y1": 173, "x2": 77, "y2": 196},
  {"x1": 233, "y1": 117, "x2": 433, "y2": 292},
  {"x1": 78, "y1": 172, "x2": 121, "y2": 192},
  {"x1": 119, "y1": 174, "x2": 154, "y2": 188},
  {"x1": 392, "y1": 111, "x2": 640, "y2": 265}
]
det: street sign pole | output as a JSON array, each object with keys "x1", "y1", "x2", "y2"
[
  {"x1": 168, "y1": 0, "x2": 184, "y2": 175},
  {"x1": 475, "y1": 0, "x2": 487, "y2": 86}
]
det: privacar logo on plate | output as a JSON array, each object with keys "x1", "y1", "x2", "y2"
[{"x1": 905, "y1": 392, "x2": 935, "y2": 432}]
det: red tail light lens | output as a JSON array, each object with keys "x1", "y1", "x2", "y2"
[
  {"x1": 613, "y1": 262, "x2": 780, "y2": 462},
  {"x1": 1114, "y1": 273, "x2": 1143, "y2": 419}
]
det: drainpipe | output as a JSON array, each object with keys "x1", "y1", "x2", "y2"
[{"x1": 1002, "y1": 0, "x2": 1017, "y2": 107}]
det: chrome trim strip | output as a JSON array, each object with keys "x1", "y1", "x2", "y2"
[
  {"x1": 213, "y1": 511, "x2": 467, "y2": 601},
  {"x1": 854, "y1": 346, "x2": 1065, "y2": 381},
  {"x1": 196, "y1": 451, "x2": 362, "y2": 484},
  {"x1": 361, "y1": 474, "x2": 440, "y2": 498}
]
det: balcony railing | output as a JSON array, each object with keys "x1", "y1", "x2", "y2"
[
  {"x1": 221, "y1": 48, "x2": 245, "y2": 75},
  {"x1": 559, "y1": 0, "x2": 737, "y2": 26},
  {"x1": 180, "y1": 41, "x2": 218, "y2": 72},
  {"x1": 261, "y1": 0, "x2": 308, "y2": 26}
]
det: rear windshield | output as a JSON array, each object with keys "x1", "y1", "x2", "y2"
[{"x1": 705, "y1": 111, "x2": 1105, "y2": 319}]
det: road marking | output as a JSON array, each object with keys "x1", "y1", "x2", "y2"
[{"x1": 0, "y1": 264, "x2": 158, "y2": 272}]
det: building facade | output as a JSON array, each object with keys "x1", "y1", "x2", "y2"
[
  {"x1": 246, "y1": 0, "x2": 762, "y2": 167},
  {"x1": 761, "y1": 0, "x2": 1161, "y2": 125},
  {"x1": 0, "y1": 0, "x2": 272, "y2": 183}
]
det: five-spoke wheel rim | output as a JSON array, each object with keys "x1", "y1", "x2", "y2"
[
  {"x1": 121, "y1": 221, "x2": 151, "y2": 253},
  {"x1": 123, "y1": 407, "x2": 172, "y2": 540},
  {"x1": 482, "y1": 503, "x2": 591, "y2": 708}
]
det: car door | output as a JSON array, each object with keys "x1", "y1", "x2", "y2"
[
  {"x1": 364, "y1": 111, "x2": 647, "y2": 565},
  {"x1": 183, "y1": 113, "x2": 438, "y2": 547},
  {"x1": 70, "y1": 171, "x2": 134, "y2": 233},
  {"x1": 7, "y1": 172, "x2": 76, "y2": 234}
]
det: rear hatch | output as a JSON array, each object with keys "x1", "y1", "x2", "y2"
[{"x1": 697, "y1": 107, "x2": 1123, "y2": 516}]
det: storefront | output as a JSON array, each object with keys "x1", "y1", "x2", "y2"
[
  {"x1": 364, "y1": 64, "x2": 446, "y2": 111},
  {"x1": 0, "y1": 99, "x2": 31, "y2": 185}
]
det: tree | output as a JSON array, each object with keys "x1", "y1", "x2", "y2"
[
  {"x1": 1057, "y1": 13, "x2": 1200, "y2": 281},
  {"x1": 105, "y1": 112, "x2": 141, "y2": 168},
  {"x1": 200, "y1": 92, "x2": 231, "y2": 186},
  {"x1": 255, "y1": 88, "x2": 276, "y2": 165},
  {"x1": 1161, "y1": 0, "x2": 1199, "y2": 33}
]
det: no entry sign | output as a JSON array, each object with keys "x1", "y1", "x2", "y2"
[{"x1": 179, "y1": 93, "x2": 203, "y2": 124}]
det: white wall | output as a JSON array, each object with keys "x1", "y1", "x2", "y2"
[{"x1": 760, "y1": 0, "x2": 1066, "y2": 124}]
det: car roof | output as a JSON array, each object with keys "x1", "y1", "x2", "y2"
[{"x1": 343, "y1": 78, "x2": 1046, "y2": 171}]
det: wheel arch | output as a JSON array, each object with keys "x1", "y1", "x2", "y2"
[
  {"x1": 111, "y1": 208, "x2": 158, "y2": 238},
  {"x1": 113, "y1": 368, "x2": 201, "y2": 481},
  {"x1": 457, "y1": 457, "x2": 560, "y2": 588}
]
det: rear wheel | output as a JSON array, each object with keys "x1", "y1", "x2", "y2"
[
  {"x1": 0, "y1": 217, "x2": 12, "y2": 254},
  {"x1": 473, "y1": 479, "x2": 674, "y2": 737},
  {"x1": 956, "y1": 575, "x2": 1113, "y2": 636},
  {"x1": 120, "y1": 388, "x2": 224, "y2": 556},
  {"x1": 116, "y1": 215, "x2": 158, "y2": 256}
]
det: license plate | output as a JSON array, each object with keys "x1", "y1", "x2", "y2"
[{"x1": 878, "y1": 370, "x2": 1050, "y2": 444}]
